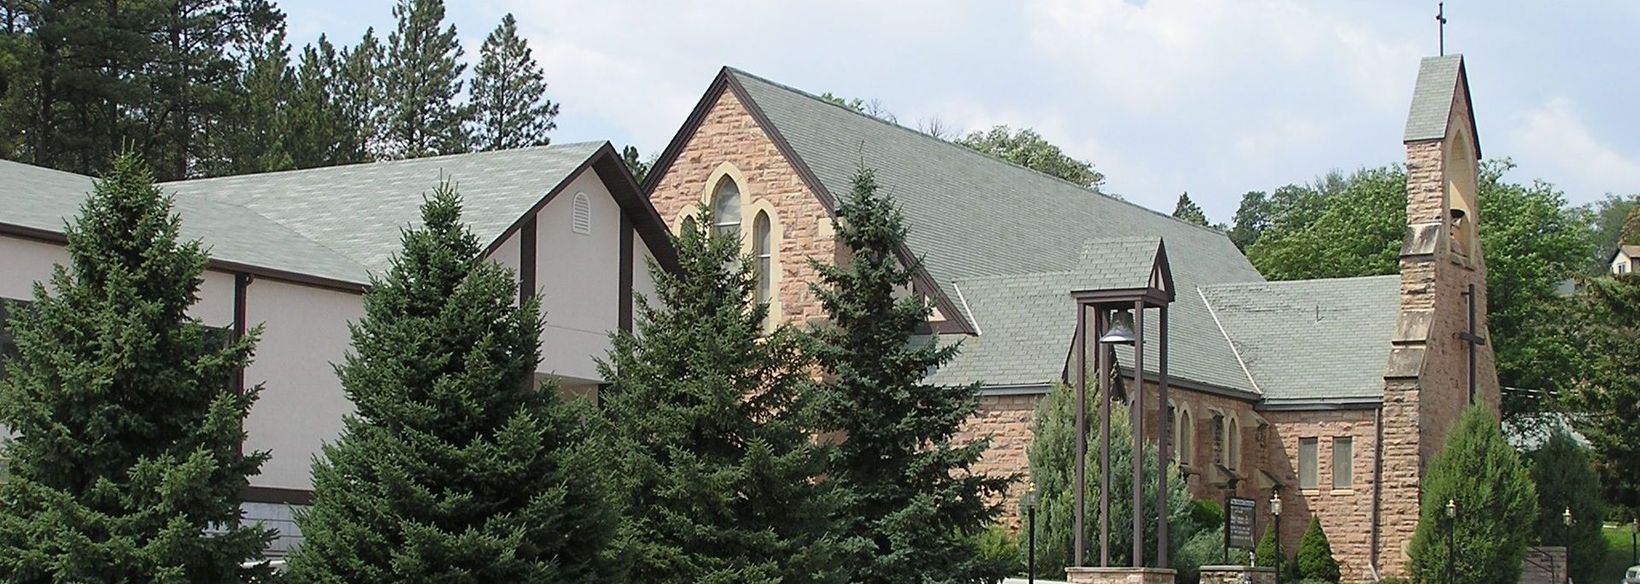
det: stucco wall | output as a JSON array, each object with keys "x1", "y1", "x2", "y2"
[
  {"x1": 532, "y1": 168, "x2": 624, "y2": 384},
  {"x1": 0, "y1": 235, "x2": 69, "y2": 300}
]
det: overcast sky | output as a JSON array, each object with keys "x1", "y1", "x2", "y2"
[{"x1": 277, "y1": 0, "x2": 1640, "y2": 221}]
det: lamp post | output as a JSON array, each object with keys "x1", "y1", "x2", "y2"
[
  {"x1": 1631, "y1": 517, "x2": 1637, "y2": 565},
  {"x1": 1445, "y1": 499, "x2": 1457, "y2": 584},
  {"x1": 1270, "y1": 491, "x2": 1282, "y2": 584},
  {"x1": 1024, "y1": 486, "x2": 1038, "y2": 584}
]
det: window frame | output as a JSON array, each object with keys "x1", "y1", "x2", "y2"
[
  {"x1": 752, "y1": 210, "x2": 772, "y2": 307},
  {"x1": 710, "y1": 176, "x2": 742, "y2": 239},
  {"x1": 1298, "y1": 437, "x2": 1319, "y2": 491},
  {"x1": 1332, "y1": 436, "x2": 1354, "y2": 490}
]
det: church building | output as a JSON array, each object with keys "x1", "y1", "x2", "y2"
[{"x1": 643, "y1": 54, "x2": 1497, "y2": 580}]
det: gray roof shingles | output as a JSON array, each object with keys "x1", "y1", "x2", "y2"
[
  {"x1": 729, "y1": 69, "x2": 1272, "y2": 395},
  {"x1": 1403, "y1": 54, "x2": 1464, "y2": 143}
]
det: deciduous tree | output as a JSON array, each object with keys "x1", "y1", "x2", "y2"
[{"x1": 957, "y1": 125, "x2": 1105, "y2": 190}]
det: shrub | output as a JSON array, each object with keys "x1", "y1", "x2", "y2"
[
  {"x1": 1174, "y1": 526, "x2": 1226, "y2": 584},
  {"x1": 1295, "y1": 517, "x2": 1340, "y2": 582},
  {"x1": 1254, "y1": 525, "x2": 1299, "y2": 581},
  {"x1": 975, "y1": 524, "x2": 1025, "y2": 576},
  {"x1": 1408, "y1": 406, "x2": 1537, "y2": 584},
  {"x1": 1187, "y1": 499, "x2": 1225, "y2": 532},
  {"x1": 1529, "y1": 426, "x2": 1606, "y2": 584}
]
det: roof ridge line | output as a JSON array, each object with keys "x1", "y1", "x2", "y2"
[
  {"x1": 1198, "y1": 285, "x2": 1263, "y2": 395},
  {"x1": 158, "y1": 142, "x2": 604, "y2": 186},
  {"x1": 724, "y1": 67, "x2": 1237, "y2": 239}
]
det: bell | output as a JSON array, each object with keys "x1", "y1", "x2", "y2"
[{"x1": 1098, "y1": 310, "x2": 1137, "y2": 345}]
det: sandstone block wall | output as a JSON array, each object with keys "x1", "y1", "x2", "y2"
[{"x1": 1263, "y1": 409, "x2": 1379, "y2": 582}]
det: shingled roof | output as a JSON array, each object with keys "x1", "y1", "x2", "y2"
[
  {"x1": 1403, "y1": 54, "x2": 1480, "y2": 157},
  {"x1": 1, "y1": 142, "x2": 674, "y2": 288},
  {"x1": 720, "y1": 68, "x2": 1271, "y2": 395}
]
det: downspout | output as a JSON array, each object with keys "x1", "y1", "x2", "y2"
[{"x1": 1369, "y1": 404, "x2": 1385, "y2": 580}]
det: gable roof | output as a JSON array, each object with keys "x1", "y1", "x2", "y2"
[
  {"x1": 1, "y1": 142, "x2": 676, "y2": 289},
  {"x1": 1404, "y1": 54, "x2": 1481, "y2": 157},
  {"x1": 696, "y1": 67, "x2": 1266, "y2": 394},
  {"x1": 1612, "y1": 245, "x2": 1640, "y2": 262},
  {"x1": 1199, "y1": 275, "x2": 1400, "y2": 404}
]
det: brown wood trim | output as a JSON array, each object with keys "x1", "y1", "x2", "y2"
[
  {"x1": 618, "y1": 212, "x2": 634, "y2": 333},
  {"x1": 481, "y1": 155, "x2": 595, "y2": 259},
  {"x1": 240, "y1": 485, "x2": 314, "y2": 506},
  {"x1": 519, "y1": 217, "x2": 537, "y2": 303},
  {"x1": 639, "y1": 70, "x2": 734, "y2": 195},
  {"x1": 0, "y1": 222, "x2": 368, "y2": 294},
  {"x1": 720, "y1": 73, "x2": 977, "y2": 335},
  {"x1": 233, "y1": 273, "x2": 251, "y2": 393},
  {"x1": 591, "y1": 147, "x2": 681, "y2": 274}
]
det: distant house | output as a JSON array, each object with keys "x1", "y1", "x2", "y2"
[
  {"x1": 0, "y1": 142, "x2": 678, "y2": 555},
  {"x1": 1611, "y1": 245, "x2": 1637, "y2": 275}
]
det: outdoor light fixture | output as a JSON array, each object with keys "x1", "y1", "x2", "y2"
[
  {"x1": 1563, "y1": 508, "x2": 1573, "y2": 526},
  {"x1": 1098, "y1": 310, "x2": 1137, "y2": 344}
]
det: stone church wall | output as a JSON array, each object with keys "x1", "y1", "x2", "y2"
[{"x1": 1263, "y1": 409, "x2": 1380, "y2": 582}]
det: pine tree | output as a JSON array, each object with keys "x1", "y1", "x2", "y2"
[
  {"x1": 381, "y1": 0, "x2": 470, "y2": 159},
  {"x1": 470, "y1": 13, "x2": 558, "y2": 151},
  {"x1": 0, "y1": 153, "x2": 273, "y2": 581},
  {"x1": 1408, "y1": 405, "x2": 1537, "y2": 584},
  {"x1": 621, "y1": 145, "x2": 652, "y2": 184},
  {"x1": 1295, "y1": 517, "x2": 1340, "y2": 582},
  {"x1": 1172, "y1": 192, "x2": 1210, "y2": 226},
  {"x1": 335, "y1": 29, "x2": 386, "y2": 163},
  {"x1": 1528, "y1": 427, "x2": 1606, "y2": 584},
  {"x1": 1024, "y1": 382, "x2": 1194, "y2": 578},
  {"x1": 210, "y1": 27, "x2": 296, "y2": 176},
  {"x1": 285, "y1": 36, "x2": 351, "y2": 169},
  {"x1": 286, "y1": 183, "x2": 615, "y2": 582},
  {"x1": 595, "y1": 207, "x2": 844, "y2": 584},
  {"x1": 810, "y1": 167, "x2": 1013, "y2": 583}
]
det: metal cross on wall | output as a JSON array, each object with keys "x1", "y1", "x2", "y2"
[{"x1": 1458, "y1": 283, "x2": 1487, "y2": 403}]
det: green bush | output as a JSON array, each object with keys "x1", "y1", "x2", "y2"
[
  {"x1": 1174, "y1": 526, "x2": 1226, "y2": 584},
  {"x1": 1187, "y1": 499, "x2": 1225, "y2": 532},
  {"x1": 1295, "y1": 517, "x2": 1340, "y2": 582},
  {"x1": 1254, "y1": 525, "x2": 1299, "y2": 581},
  {"x1": 1528, "y1": 426, "x2": 1606, "y2": 584},
  {"x1": 975, "y1": 524, "x2": 1025, "y2": 576},
  {"x1": 1408, "y1": 406, "x2": 1538, "y2": 584}
]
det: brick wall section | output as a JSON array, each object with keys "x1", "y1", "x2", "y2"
[
  {"x1": 1376, "y1": 81, "x2": 1501, "y2": 578},
  {"x1": 1263, "y1": 409, "x2": 1378, "y2": 582},
  {"x1": 647, "y1": 89, "x2": 837, "y2": 327},
  {"x1": 958, "y1": 393, "x2": 1042, "y2": 530}
]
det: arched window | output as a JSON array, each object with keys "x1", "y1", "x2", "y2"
[
  {"x1": 1226, "y1": 417, "x2": 1242, "y2": 471},
  {"x1": 1445, "y1": 128, "x2": 1478, "y2": 259},
  {"x1": 711, "y1": 176, "x2": 742, "y2": 239},
  {"x1": 753, "y1": 211, "x2": 773, "y2": 306},
  {"x1": 1178, "y1": 407, "x2": 1195, "y2": 466}
]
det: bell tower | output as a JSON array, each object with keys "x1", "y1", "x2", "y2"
[{"x1": 1375, "y1": 54, "x2": 1500, "y2": 577}]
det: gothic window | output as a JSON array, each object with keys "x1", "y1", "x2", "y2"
[
  {"x1": 1225, "y1": 417, "x2": 1242, "y2": 471},
  {"x1": 1175, "y1": 405, "x2": 1195, "y2": 467},
  {"x1": 1332, "y1": 437, "x2": 1354, "y2": 489},
  {"x1": 753, "y1": 211, "x2": 773, "y2": 307},
  {"x1": 710, "y1": 176, "x2": 742, "y2": 239},
  {"x1": 571, "y1": 192, "x2": 592, "y2": 235},
  {"x1": 1298, "y1": 437, "x2": 1319, "y2": 490}
]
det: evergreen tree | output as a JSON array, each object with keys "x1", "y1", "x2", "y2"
[
  {"x1": 210, "y1": 27, "x2": 296, "y2": 176},
  {"x1": 810, "y1": 168, "x2": 1014, "y2": 583},
  {"x1": 335, "y1": 29, "x2": 386, "y2": 163},
  {"x1": 1527, "y1": 427, "x2": 1605, "y2": 584},
  {"x1": 286, "y1": 183, "x2": 615, "y2": 582},
  {"x1": 381, "y1": 0, "x2": 470, "y2": 159},
  {"x1": 1408, "y1": 406, "x2": 1537, "y2": 584},
  {"x1": 622, "y1": 145, "x2": 652, "y2": 184},
  {"x1": 594, "y1": 207, "x2": 842, "y2": 583},
  {"x1": 1295, "y1": 517, "x2": 1340, "y2": 582},
  {"x1": 1559, "y1": 271, "x2": 1640, "y2": 527},
  {"x1": 284, "y1": 36, "x2": 352, "y2": 169},
  {"x1": 1172, "y1": 192, "x2": 1210, "y2": 226},
  {"x1": 1024, "y1": 382, "x2": 1194, "y2": 577},
  {"x1": 0, "y1": 153, "x2": 273, "y2": 581},
  {"x1": 1253, "y1": 524, "x2": 1298, "y2": 581},
  {"x1": 470, "y1": 13, "x2": 558, "y2": 151}
]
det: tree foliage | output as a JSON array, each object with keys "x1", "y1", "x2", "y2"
[
  {"x1": 1407, "y1": 406, "x2": 1537, "y2": 584},
  {"x1": 287, "y1": 183, "x2": 616, "y2": 582},
  {"x1": 1024, "y1": 381, "x2": 1196, "y2": 577},
  {"x1": 957, "y1": 125, "x2": 1106, "y2": 190},
  {"x1": 1557, "y1": 271, "x2": 1640, "y2": 517},
  {"x1": 1295, "y1": 517, "x2": 1340, "y2": 582},
  {"x1": 1527, "y1": 427, "x2": 1606, "y2": 584},
  {"x1": 622, "y1": 145, "x2": 654, "y2": 184},
  {"x1": 810, "y1": 168, "x2": 1011, "y2": 583},
  {"x1": 470, "y1": 13, "x2": 557, "y2": 151},
  {"x1": 1586, "y1": 194, "x2": 1639, "y2": 272},
  {"x1": 595, "y1": 207, "x2": 844, "y2": 584},
  {"x1": 1172, "y1": 192, "x2": 1210, "y2": 226},
  {"x1": 381, "y1": 0, "x2": 471, "y2": 159},
  {"x1": 0, "y1": 153, "x2": 273, "y2": 581}
]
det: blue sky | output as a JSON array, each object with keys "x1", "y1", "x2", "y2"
[{"x1": 277, "y1": 0, "x2": 1640, "y2": 221}]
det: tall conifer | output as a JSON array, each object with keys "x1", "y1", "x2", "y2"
[
  {"x1": 0, "y1": 154, "x2": 273, "y2": 581},
  {"x1": 381, "y1": 0, "x2": 470, "y2": 159},
  {"x1": 595, "y1": 208, "x2": 844, "y2": 583},
  {"x1": 470, "y1": 14, "x2": 558, "y2": 151},
  {"x1": 287, "y1": 183, "x2": 615, "y2": 582},
  {"x1": 809, "y1": 168, "x2": 1012, "y2": 583}
]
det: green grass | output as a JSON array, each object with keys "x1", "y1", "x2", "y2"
[{"x1": 1601, "y1": 525, "x2": 1637, "y2": 583}]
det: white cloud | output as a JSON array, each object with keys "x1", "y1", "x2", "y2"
[{"x1": 1510, "y1": 96, "x2": 1640, "y2": 193}]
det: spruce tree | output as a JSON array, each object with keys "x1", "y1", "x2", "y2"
[
  {"x1": 810, "y1": 168, "x2": 1013, "y2": 583},
  {"x1": 1172, "y1": 192, "x2": 1210, "y2": 226},
  {"x1": 470, "y1": 13, "x2": 558, "y2": 151},
  {"x1": 595, "y1": 207, "x2": 844, "y2": 584},
  {"x1": 381, "y1": 0, "x2": 470, "y2": 159},
  {"x1": 286, "y1": 183, "x2": 615, "y2": 582},
  {"x1": 1408, "y1": 405, "x2": 1537, "y2": 584},
  {"x1": 1295, "y1": 517, "x2": 1340, "y2": 582},
  {"x1": 0, "y1": 154, "x2": 273, "y2": 581},
  {"x1": 1529, "y1": 427, "x2": 1606, "y2": 584}
]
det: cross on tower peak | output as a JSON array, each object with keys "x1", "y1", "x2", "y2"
[{"x1": 1437, "y1": 2, "x2": 1449, "y2": 56}]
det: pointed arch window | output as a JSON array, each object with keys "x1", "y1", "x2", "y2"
[
  {"x1": 753, "y1": 211, "x2": 773, "y2": 306},
  {"x1": 1225, "y1": 417, "x2": 1242, "y2": 471},
  {"x1": 711, "y1": 176, "x2": 742, "y2": 239},
  {"x1": 1177, "y1": 407, "x2": 1195, "y2": 466}
]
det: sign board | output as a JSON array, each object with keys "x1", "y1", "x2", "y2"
[{"x1": 1227, "y1": 497, "x2": 1256, "y2": 550}]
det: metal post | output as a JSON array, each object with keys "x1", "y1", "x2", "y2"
[
  {"x1": 1132, "y1": 299, "x2": 1145, "y2": 567},
  {"x1": 1156, "y1": 304, "x2": 1170, "y2": 568},
  {"x1": 1447, "y1": 516, "x2": 1455, "y2": 584},
  {"x1": 1073, "y1": 304, "x2": 1088, "y2": 567},
  {"x1": 1028, "y1": 504, "x2": 1037, "y2": 584},
  {"x1": 1099, "y1": 308, "x2": 1112, "y2": 567},
  {"x1": 1274, "y1": 529, "x2": 1281, "y2": 584}
]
